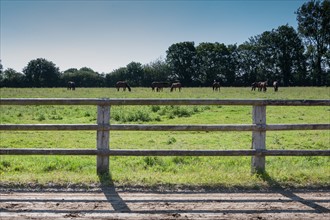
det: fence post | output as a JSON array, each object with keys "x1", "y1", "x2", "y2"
[
  {"x1": 97, "y1": 105, "x2": 110, "y2": 174},
  {"x1": 251, "y1": 105, "x2": 266, "y2": 174}
]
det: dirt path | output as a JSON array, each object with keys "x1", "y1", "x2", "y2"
[{"x1": 1, "y1": 187, "x2": 329, "y2": 220}]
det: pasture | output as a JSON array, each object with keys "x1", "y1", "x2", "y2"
[{"x1": 0, "y1": 87, "x2": 329, "y2": 189}]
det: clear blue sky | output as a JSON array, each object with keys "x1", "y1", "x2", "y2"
[{"x1": 1, "y1": 0, "x2": 308, "y2": 73}]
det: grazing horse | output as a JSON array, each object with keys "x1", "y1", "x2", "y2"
[
  {"x1": 170, "y1": 82, "x2": 182, "y2": 92},
  {"x1": 251, "y1": 82, "x2": 259, "y2": 91},
  {"x1": 212, "y1": 81, "x2": 220, "y2": 91},
  {"x1": 116, "y1": 81, "x2": 131, "y2": 92},
  {"x1": 67, "y1": 81, "x2": 76, "y2": 90},
  {"x1": 251, "y1": 81, "x2": 267, "y2": 92},
  {"x1": 151, "y1": 82, "x2": 170, "y2": 92},
  {"x1": 258, "y1": 81, "x2": 267, "y2": 92},
  {"x1": 273, "y1": 81, "x2": 279, "y2": 92}
]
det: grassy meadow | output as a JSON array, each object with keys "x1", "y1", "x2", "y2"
[{"x1": 0, "y1": 86, "x2": 329, "y2": 189}]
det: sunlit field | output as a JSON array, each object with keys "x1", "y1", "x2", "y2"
[{"x1": 0, "y1": 87, "x2": 329, "y2": 189}]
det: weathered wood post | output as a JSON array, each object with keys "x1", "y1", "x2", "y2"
[
  {"x1": 97, "y1": 104, "x2": 110, "y2": 174},
  {"x1": 251, "y1": 105, "x2": 266, "y2": 174}
]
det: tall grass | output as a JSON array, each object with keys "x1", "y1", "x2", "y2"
[{"x1": 0, "y1": 87, "x2": 329, "y2": 188}]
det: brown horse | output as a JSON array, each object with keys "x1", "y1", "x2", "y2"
[
  {"x1": 251, "y1": 82, "x2": 259, "y2": 91},
  {"x1": 67, "y1": 81, "x2": 76, "y2": 90},
  {"x1": 212, "y1": 81, "x2": 220, "y2": 91},
  {"x1": 273, "y1": 81, "x2": 278, "y2": 92},
  {"x1": 251, "y1": 81, "x2": 267, "y2": 92},
  {"x1": 151, "y1": 82, "x2": 170, "y2": 92},
  {"x1": 258, "y1": 81, "x2": 267, "y2": 92},
  {"x1": 170, "y1": 82, "x2": 182, "y2": 92},
  {"x1": 116, "y1": 81, "x2": 131, "y2": 92}
]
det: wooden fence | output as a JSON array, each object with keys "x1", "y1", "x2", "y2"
[{"x1": 1, "y1": 98, "x2": 329, "y2": 174}]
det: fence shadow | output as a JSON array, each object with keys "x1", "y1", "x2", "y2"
[
  {"x1": 98, "y1": 173, "x2": 131, "y2": 213},
  {"x1": 259, "y1": 172, "x2": 330, "y2": 213}
]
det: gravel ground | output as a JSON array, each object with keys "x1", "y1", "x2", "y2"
[{"x1": 1, "y1": 187, "x2": 329, "y2": 220}]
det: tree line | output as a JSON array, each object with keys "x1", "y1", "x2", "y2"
[{"x1": 1, "y1": 0, "x2": 329, "y2": 88}]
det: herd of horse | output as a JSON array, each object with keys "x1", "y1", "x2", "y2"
[
  {"x1": 66, "y1": 80, "x2": 279, "y2": 92},
  {"x1": 251, "y1": 81, "x2": 278, "y2": 92},
  {"x1": 150, "y1": 81, "x2": 182, "y2": 92}
]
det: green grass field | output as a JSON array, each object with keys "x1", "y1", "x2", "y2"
[{"x1": 0, "y1": 87, "x2": 329, "y2": 189}]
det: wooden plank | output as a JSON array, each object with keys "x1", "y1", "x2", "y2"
[
  {"x1": 0, "y1": 124, "x2": 260, "y2": 131},
  {"x1": 266, "y1": 124, "x2": 330, "y2": 130},
  {"x1": 251, "y1": 105, "x2": 266, "y2": 174},
  {"x1": 111, "y1": 124, "x2": 330, "y2": 131},
  {"x1": 262, "y1": 150, "x2": 330, "y2": 156},
  {"x1": 0, "y1": 124, "x2": 99, "y2": 130},
  {"x1": 109, "y1": 124, "x2": 256, "y2": 131},
  {"x1": 1, "y1": 123, "x2": 329, "y2": 131},
  {"x1": 1, "y1": 98, "x2": 330, "y2": 106},
  {"x1": 1, "y1": 149, "x2": 329, "y2": 156},
  {"x1": 96, "y1": 105, "x2": 110, "y2": 174},
  {"x1": 263, "y1": 99, "x2": 330, "y2": 106}
]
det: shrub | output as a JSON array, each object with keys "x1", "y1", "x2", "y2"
[
  {"x1": 167, "y1": 137, "x2": 177, "y2": 145},
  {"x1": 143, "y1": 156, "x2": 163, "y2": 168},
  {"x1": 151, "y1": 105, "x2": 161, "y2": 112}
]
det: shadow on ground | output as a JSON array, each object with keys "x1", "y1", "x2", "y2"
[
  {"x1": 259, "y1": 172, "x2": 329, "y2": 213},
  {"x1": 98, "y1": 172, "x2": 131, "y2": 212}
]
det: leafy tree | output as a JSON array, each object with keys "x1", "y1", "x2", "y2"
[
  {"x1": 242, "y1": 26, "x2": 306, "y2": 86},
  {"x1": 166, "y1": 42, "x2": 198, "y2": 85},
  {"x1": 195, "y1": 42, "x2": 237, "y2": 86},
  {"x1": 126, "y1": 62, "x2": 144, "y2": 86},
  {"x1": 237, "y1": 43, "x2": 255, "y2": 85},
  {"x1": 296, "y1": 0, "x2": 330, "y2": 85},
  {"x1": 256, "y1": 31, "x2": 278, "y2": 81},
  {"x1": 273, "y1": 25, "x2": 307, "y2": 86},
  {"x1": 78, "y1": 67, "x2": 104, "y2": 87},
  {"x1": 143, "y1": 58, "x2": 171, "y2": 87},
  {"x1": 325, "y1": 48, "x2": 330, "y2": 84},
  {"x1": 0, "y1": 60, "x2": 3, "y2": 74},
  {"x1": 1, "y1": 68, "x2": 25, "y2": 87},
  {"x1": 62, "y1": 67, "x2": 104, "y2": 87},
  {"x1": 0, "y1": 60, "x2": 3, "y2": 83},
  {"x1": 64, "y1": 68, "x2": 78, "y2": 73},
  {"x1": 61, "y1": 68, "x2": 78, "y2": 86},
  {"x1": 258, "y1": 25, "x2": 306, "y2": 86},
  {"x1": 105, "y1": 67, "x2": 127, "y2": 87},
  {"x1": 237, "y1": 37, "x2": 265, "y2": 84},
  {"x1": 224, "y1": 44, "x2": 239, "y2": 86},
  {"x1": 23, "y1": 58, "x2": 60, "y2": 87},
  {"x1": 196, "y1": 43, "x2": 224, "y2": 85}
]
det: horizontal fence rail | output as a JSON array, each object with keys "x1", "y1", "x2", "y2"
[
  {"x1": 1, "y1": 149, "x2": 330, "y2": 156},
  {"x1": 1, "y1": 98, "x2": 330, "y2": 106},
  {"x1": 1, "y1": 98, "x2": 329, "y2": 174},
  {"x1": 1, "y1": 124, "x2": 329, "y2": 131}
]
